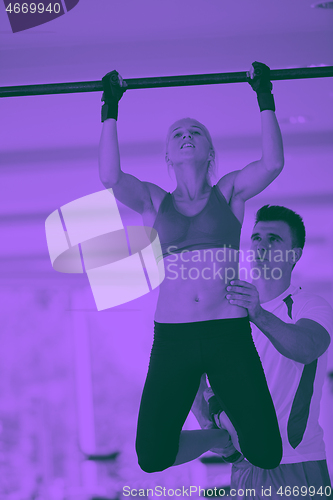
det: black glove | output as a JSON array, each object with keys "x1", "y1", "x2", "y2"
[
  {"x1": 101, "y1": 70, "x2": 127, "y2": 122},
  {"x1": 247, "y1": 61, "x2": 275, "y2": 112}
]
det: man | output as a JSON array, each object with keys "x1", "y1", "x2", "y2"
[{"x1": 192, "y1": 205, "x2": 332, "y2": 499}]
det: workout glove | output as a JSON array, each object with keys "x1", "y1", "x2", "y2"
[
  {"x1": 247, "y1": 61, "x2": 275, "y2": 112},
  {"x1": 101, "y1": 70, "x2": 127, "y2": 122}
]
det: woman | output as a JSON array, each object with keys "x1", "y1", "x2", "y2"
[{"x1": 99, "y1": 62, "x2": 284, "y2": 472}]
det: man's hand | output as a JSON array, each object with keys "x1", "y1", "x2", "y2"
[{"x1": 226, "y1": 279, "x2": 262, "y2": 322}]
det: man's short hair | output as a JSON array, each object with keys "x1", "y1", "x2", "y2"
[{"x1": 255, "y1": 205, "x2": 306, "y2": 249}]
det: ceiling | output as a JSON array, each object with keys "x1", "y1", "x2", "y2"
[
  {"x1": 1, "y1": 0, "x2": 333, "y2": 47},
  {"x1": 1, "y1": 0, "x2": 332, "y2": 145},
  {"x1": 0, "y1": 0, "x2": 333, "y2": 288}
]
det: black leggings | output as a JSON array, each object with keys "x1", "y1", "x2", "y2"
[{"x1": 135, "y1": 318, "x2": 282, "y2": 472}]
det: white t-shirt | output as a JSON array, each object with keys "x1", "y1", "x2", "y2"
[{"x1": 219, "y1": 284, "x2": 333, "y2": 464}]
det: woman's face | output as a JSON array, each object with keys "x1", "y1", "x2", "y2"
[{"x1": 166, "y1": 118, "x2": 214, "y2": 167}]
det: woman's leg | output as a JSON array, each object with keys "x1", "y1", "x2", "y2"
[
  {"x1": 173, "y1": 428, "x2": 231, "y2": 466},
  {"x1": 136, "y1": 320, "x2": 255, "y2": 473},
  {"x1": 135, "y1": 322, "x2": 203, "y2": 473},
  {"x1": 205, "y1": 318, "x2": 282, "y2": 470}
]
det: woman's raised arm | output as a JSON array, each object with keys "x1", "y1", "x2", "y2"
[{"x1": 98, "y1": 71, "x2": 158, "y2": 214}]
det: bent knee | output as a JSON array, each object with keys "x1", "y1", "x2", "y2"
[
  {"x1": 245, "y1": 451, "x2": 282, "y2": 470},
  {"x1": 250, "y1": 444, "x2": 282, "y2": 470},
  {"x1": 138, "y1": 457, "x2": 173, "y2": 473},
  {"x1": 241, "y1": 435, "x2": 282, "y2": 470},
  {"x1": 136, "y1": 437, "x2": 178, "y2": 473}
]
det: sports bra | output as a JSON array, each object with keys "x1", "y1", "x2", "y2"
[{"x1": 153, "y1": 185, "x2": 242, "y2": 258}]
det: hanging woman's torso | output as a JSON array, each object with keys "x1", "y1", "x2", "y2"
[{"x1": 142, "y1": 184, "x2": 247, "y2": 323}]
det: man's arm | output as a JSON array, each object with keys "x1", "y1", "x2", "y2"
[
  {"x1": 226, "y1": 280, "x2": 331, "y2": 365},
  {"x1": 251, "y1": 310, "x2": 330, "y2": 365}
]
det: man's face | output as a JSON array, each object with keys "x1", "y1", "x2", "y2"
[{"x1": 250, "y1": 220, "x2": 298, "y2": 275}]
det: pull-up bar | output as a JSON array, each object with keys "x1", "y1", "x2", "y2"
[{"x1": 1, "y1": 66, "x2": 333, "y2": 98}]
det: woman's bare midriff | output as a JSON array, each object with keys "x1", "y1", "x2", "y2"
[{"x1": 154, "y1": 247, "x2": 247, "y2": 323}]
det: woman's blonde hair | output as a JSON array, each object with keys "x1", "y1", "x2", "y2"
[{"x1": 165, "y1": 118, "x2": 217, "y2": 186}]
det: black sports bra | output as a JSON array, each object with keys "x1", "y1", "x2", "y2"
[{"x1": 152, "y1": 185, "x2": 242, "y2": 258}]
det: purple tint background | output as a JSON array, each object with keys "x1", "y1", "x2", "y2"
[{"x1": 1, "y1": 0, "x2": 333, "y2": 498}]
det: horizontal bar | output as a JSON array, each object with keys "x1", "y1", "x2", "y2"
[{"x1": 1, "y1": 66, "x2": 333, "y2": 98}]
